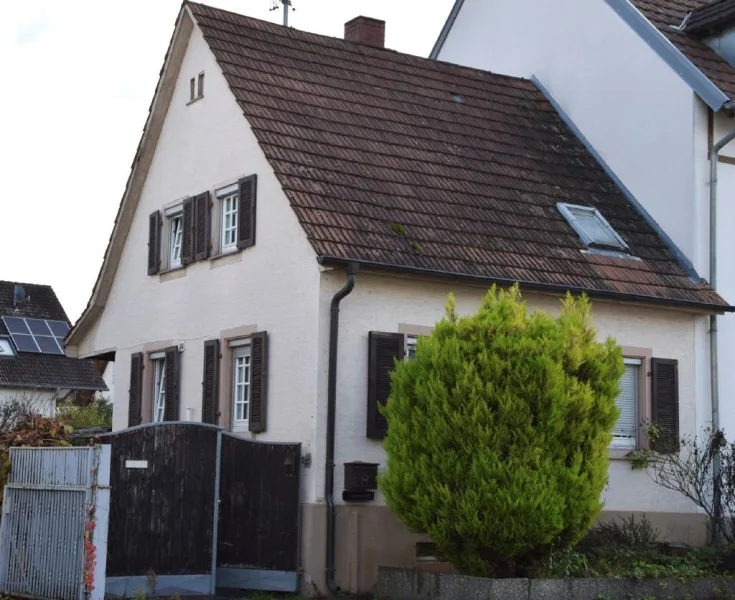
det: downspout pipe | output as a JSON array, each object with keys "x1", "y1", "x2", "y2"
[
  {"x1": 709, "y1": 126, "x2": 735, "y2": 542},
  {"x1": 325, "y1": 263, "x2": 358, "y2": 594}
]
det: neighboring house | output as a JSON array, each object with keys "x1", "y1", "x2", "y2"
[
  {"x1": 433, "y1": 0, "x2": 735, "y2": 440},
  {"x1": 0, "y1": 281, "x2": 107, "y2": 415},
  {"x1": 65, "y1": 3, "x2": 731, "y2": 595}
]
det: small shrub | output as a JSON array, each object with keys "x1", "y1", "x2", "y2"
[
  {"x1": 380, "y1": 285, "x2": 624, "y2": 577},
  {"x1": 57, "y1": 399, "x2": 112, "y2": 430}
]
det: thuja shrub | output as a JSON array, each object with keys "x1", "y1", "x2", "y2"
[{"x1": 379, "y1": 285, "x2": 624, "y2": 577}]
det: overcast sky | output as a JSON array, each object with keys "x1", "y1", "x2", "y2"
[{"x1": 2, "y1": 0, "x2": 454, "y2": 321}]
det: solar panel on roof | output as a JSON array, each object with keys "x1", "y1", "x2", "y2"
[{"x1": 1, "y1": 317, "x2": 70, "y2": 355}]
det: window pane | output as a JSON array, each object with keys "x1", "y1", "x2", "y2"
[
  {"x1": 569, "y1": 208, "x2": 622, "y2": 248},
  {"x1": 613, "y1": 363, "x2": 638, "y2": 448}
]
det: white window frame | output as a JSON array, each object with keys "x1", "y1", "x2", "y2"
[
  {"x1": 557, "y1": 203, "x2": 629, "y2": 251},
  {"x1": 231, "y1": 342, "x2": 252, "y2": 427},
  {"x1": 610, "y1": 357, "x2": 642, "y2": 450},
  {"x1": 406, "y1": 335, "x2": 418, "y2": 360},
  {"x1": 166, "y1": 207, "x2": 183, "y2": 269},
  {"x1": 0, "y1": 336, "x2": 15, "y2": 357},
  {"x1": 218, "y1": 185, "x2": 239, "y2": 254},
  {"x1": 152, "y1": 356, "x2": 167, "y2": 423}
]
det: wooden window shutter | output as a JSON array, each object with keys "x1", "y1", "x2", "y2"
[
  {"x1": 249, "y1": 331, "x2": 268, "y2": 433},
  {"x1": 147, "y1": 211, "x2": 162, "y2": 275},
  {"x1": 164, "y1": 346, "x2": 180, "y2": 421},
  {"x1": 194, "y1": 191, "x2": 211, "y2": 261},
  {"x1": 236, "y1": 174, "x2": 257, "y2": 250},
  {"x1": 201, "y1": 339, "x2": 220, "y2": 425},
  {"x1": 128, "y1": 352, "x2": 144, "y2": 427},
  {"x1": 652, "y1": 358, "x2": 679, "y2": 453},
  {"x1": 182, "y1": 197, "x2": 195, "y2": 265},
  {"x1": 367, "y1": 332, "x2": 405, "y2": 439}
]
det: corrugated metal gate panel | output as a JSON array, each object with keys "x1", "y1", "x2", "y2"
[{"x1": 0, "y1": 447, "x2": 110, "y2": 600}]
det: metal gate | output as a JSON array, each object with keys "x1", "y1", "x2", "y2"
[
  {"x1": 0, "y1": 446, "x2": 111, "y2": 600},
  {"x1": 101, "y1": 423, "x2": 301, "y2": 597}
]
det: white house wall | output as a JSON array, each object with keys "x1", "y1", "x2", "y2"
[
  {"x1": 319, "y1": 270, "x2": 701, "y2": 516},
  {"x1": 437, "y1": 0, "x2": 700, "y2": 272},
  {"x1": 71, "y1": 23, "x2": 323, "y2": 502},
  {"x1": 0, "y1": 388, "x2": 56, "y2": 417}
]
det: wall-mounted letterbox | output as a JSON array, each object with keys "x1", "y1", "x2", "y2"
[{"x1": 343, "y1": 461, "x2": 379, "y2": 502}]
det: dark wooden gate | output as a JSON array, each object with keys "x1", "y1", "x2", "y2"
[
  {"x1": 100, "y1": 423, "x2": 301, "y2": 597},
  {"x1": 216, "y1": 433, "x2": 301, "y2": 592}
]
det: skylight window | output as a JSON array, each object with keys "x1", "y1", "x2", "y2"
[{"x1": 557, "y1": 203, "x2": 629, "y2": 251}]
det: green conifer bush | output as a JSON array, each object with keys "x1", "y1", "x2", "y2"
[{"x1": 379, "y1": 285, "x2": 623, "y2": 577}]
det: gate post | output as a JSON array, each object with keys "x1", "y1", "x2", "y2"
[
  {"x1": 210, "y1": 429, "x2": 223, "y2": 596},
  {"x1": 90, "y1": 445, "x2": 111, "y2": 600}
]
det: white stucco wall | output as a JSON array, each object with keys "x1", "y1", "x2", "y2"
[
  {"x1": 439, "y1": 0, "x2": 699, "y2": 272},
  {"x1": 318, "y1": 271, "x2": 701, "y2": 515},
  {"x1": 72, "y1": 22, "x2": 323, "y2": 502},
  {"x1": 0, "y1": 388, "x2": 56, "y2": 417}
]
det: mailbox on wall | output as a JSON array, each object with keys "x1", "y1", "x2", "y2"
[{"x1": 343, "y1": 461, "x2": 379, "y2": 501}]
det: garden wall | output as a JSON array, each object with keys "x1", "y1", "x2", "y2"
[{"x1": 374, "y1": 567, "x2": 735, "y2": 600}]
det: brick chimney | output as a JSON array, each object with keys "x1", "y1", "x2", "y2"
[{"x1": 344, "y1": 16, "x2": 385, "y2": 48}]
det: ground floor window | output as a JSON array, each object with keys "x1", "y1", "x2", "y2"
[
  {"x1": 152, "y1": 355, "x2": 166, "y2": 423},
  {"x1": 611, "y1": 358, "x2": 641, "y2": 449},
  {"x1": 232, "y1": 342, "x2": 251, "y2": 425}
]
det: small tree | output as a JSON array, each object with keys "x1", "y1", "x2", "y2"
[{"x1": 379, "y1": 285, "x2": 624, "y2": 577}]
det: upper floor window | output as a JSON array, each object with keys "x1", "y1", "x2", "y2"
[
  {"x1": 164, "y1": 204, "x2": 184, "y2": 269},
  {"x1": 557, "y1": 203, "x2": 628, "y2": 251},
  {"x1": 232, "y1": 341, "x2": 252, "y2": 425},
  {"x1": 220, "y1": 190, "x2": 239, "y2": 253},
  {"x1": 189, "y1": 72, "x2": 204, "y2": 103},
  {"x1": 0, "y1": 337, "x2": 15, "y2": 356},
  {"x1": 406, "y1": 335, "x2": 418, "y2": 360}
]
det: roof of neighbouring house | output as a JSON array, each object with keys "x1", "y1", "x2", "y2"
[
  {"x1": 0, "y1": 281, "x2": 107, "y2": 391},
  {"x1": 684, "y1": 0, "x2": 735, "y2": 33},
  {"x1": 631, "y1": 0, "x2": 735, "y2": 101},
  {"x1": 186, "y1": 2, "x2": 727, "y2": 309}
]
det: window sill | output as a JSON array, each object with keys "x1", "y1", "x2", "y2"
[
  {"x1": 159, "y1": 266, "x2": 187, "y2": 282},
  {"x1": 232, "y1": 423, "x2": 250, "y2": 435},
  {"x1": 186, "y1": 95, "x2": 204, "y2": 106},
  {"x1": 209, "y1": 250, "x2": 242, "y2": 269},
  {"x1": 609, "y1": 448, "x2": 636, "y2": 460}
]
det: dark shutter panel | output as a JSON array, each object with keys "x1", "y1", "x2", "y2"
[
  {"x1": 128, "y1": 352, "x2": 144, "y2": 427},
  {"x1": 652, "y1": 358, "x2": 679, "y2": 453},
  {"x1": 367, "y1": 332, "x2": 405, "y2": 439},
  {"x1": 194, "y1": 192, "x2": 211, "y2": 261},
  {"x1": 201, "y1": 339, "x2": 220, "y2": 425},
  {"x1": 164, "y1": 346, "x2": 180, "y2": 422},
  {"x1": 147, "y1": 211, "x2": 162, "y2": 275},
  {"x1": 236, "y1": 174, "x2": 257, "y2": 250},
  {"x1": 181, "y1": 197, "x2": 195, "y2": 265},
  {"x1": 249, "y1": 331, "x2": 268, "y2": 433}
]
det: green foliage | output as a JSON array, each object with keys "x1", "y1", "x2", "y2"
[
  {"x1": 409, "y1": 241, "x2": 423, "y2": 253},
  {"x1": 56, "y1": 399, "x2": 112, "y2": 430},
  {"x1": 391, "y1": 222, "x2": 406, "y2": 234},
  {"x1": 379, "y1": 285, "x2": 624, "y2": 577}
]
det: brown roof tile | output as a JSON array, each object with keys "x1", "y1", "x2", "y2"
[
  {"x1": 631, "y1": 0, "x2": 735, "y2": 101},
  {"x1": 187, "y1": 2, "x2": 728, "y2": 309}
]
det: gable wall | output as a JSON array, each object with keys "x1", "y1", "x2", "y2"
[{"x1": 72, "y1": 22, "x2": 323, "y2": 501}]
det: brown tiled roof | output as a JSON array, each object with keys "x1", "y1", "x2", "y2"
[
  {"x1": 186, "y1": 2, "x2": 727, "y2": 309},
  {"x1": 685, "y1": 0, "x2": 735, "y2": 33},
  {"x1": 631, "y1": 0, "x2": 735, "y2": 100},
  {"x1": 0, "y1": 281, "x2": 107, "y2": 391}
]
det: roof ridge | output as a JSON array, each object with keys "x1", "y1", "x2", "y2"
[{"x1": 186, "y1": 1, "x2": 536, "y2": 85}]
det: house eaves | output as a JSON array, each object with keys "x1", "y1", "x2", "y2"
[{"x1": 430, "y1": 0, "x2": 732, "y2": 112}]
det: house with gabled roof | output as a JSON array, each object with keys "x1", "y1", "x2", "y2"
[
  {"x1": 433, "y1": 0, "x2": 735, "y2": 447},
  {"x1": 0, "y1": 280, "x2": 106, "y2": 414},
  {"x1": 65, "y1": 2, "x2": 731, "y2": 595}
]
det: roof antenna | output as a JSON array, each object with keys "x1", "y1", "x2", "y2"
[
  {"x1": 269, "y1": 0, "x2": 294, "y2": 27},
  {"x1": 13, "y1": 285, "x2": 27, "y2": 308}
]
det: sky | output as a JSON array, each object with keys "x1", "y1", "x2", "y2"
[{"x1": 1, "y1": 0, "x2": 455, "y2": 322}]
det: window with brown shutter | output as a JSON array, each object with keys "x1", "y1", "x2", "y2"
[
  {"x1": 202, "y1": 339, "x2": 220, "y2": 425},
  {"x1": 128, "y1": 352, "x2": 144, "y2": 427},
  {"x1": 147, "y1": 211, "x2": 162, "y2": 275},
  {"x1": 652, "y1": 358, "x2": 679, "y2": 453},
  {"x1": 164, "y1": 346, "x2": 180, "y2": 421},
  {"x1": 249, "y1": 330, "x2": 268, "y2": 433},
  {"x1": 367, "y1": 332, "x2": 405, "y2": 439},
  {"x1": 236, "y1": 174, "x2": 257, "y2": 250},
  {"x1": 194, "y1": 192, "x2": 211, "y2": 261},
  {"x1": 182, "y1": 197, "x2": 195, "y2": 265}
]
